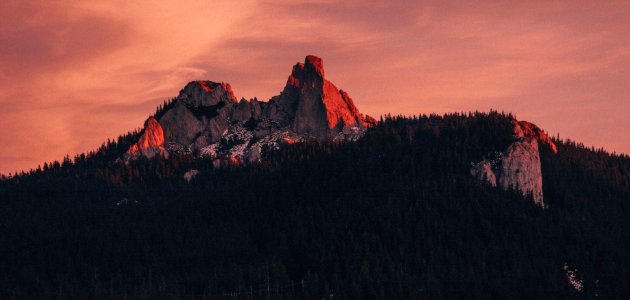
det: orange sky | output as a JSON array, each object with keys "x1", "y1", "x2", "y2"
[{"x1": 1, "y1": 0, "x2": 629, "y2": 174}]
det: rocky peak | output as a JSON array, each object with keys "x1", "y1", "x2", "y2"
[
  {"x1": 127, "y1": 117, "x2": 168, "y2": 159},
  {"x1": 178, "y1": 81, "x2": 237, "y2": 107},
  {"x1": 472, "y1": 118, "x2": 556, "y2": 207},
  {"x1": 128, "y1": 55, "x2": 374, "y2": 165},
  {"x1": 269, "y1": 55, "x2": 374, "y2": 139}
]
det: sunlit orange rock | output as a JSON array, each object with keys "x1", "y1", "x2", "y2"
[
  {"x1": 127, "y1": 117, "x2": 168, "y2": 158},
  {"x1": 197, "y1": 81, "x2": 215, "y2": 93},
  {"x1": 513, "y1": 120, "x2": 558, "y2": 154},
  {"x1": 137, "y1": 117, "x2": 165, "y2": 149},
  {"x1": 362, "y1": 114, "x2": 378, "y2": 127},
  {"x1": 269, "y1": 55, "x2": 374, "y2": 139},
  {"x1": 127, "y1": 55, "x2": 374, "y2": 162},
  {"x1": 282, "y1": 137, "x2": 297, "y2": 144},
  {"x1": 228, "y1": 156, "x2": 242, "y2": 165}
]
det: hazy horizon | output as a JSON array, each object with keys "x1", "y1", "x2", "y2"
[{"x1": 1, "y1": 0, "x2": 629, "y2": 174}]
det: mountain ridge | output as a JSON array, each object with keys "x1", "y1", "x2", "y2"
[
  {"x1": 125, "y1": 55, "x2": 556, "y2": 206},
  {"x1": 3, "y1": 111, "x2": 630, "y2": 298},
  {"x1": 127, "y1": 55, "x2": 375, "y2": 164}
]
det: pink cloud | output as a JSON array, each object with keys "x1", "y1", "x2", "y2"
[{"x1": 1, "y1": 0, "x2": 629, "y2": 173}]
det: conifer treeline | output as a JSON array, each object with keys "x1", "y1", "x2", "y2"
[{"x1": 1, "y1": 112, "x2": 629, "y2": 299}]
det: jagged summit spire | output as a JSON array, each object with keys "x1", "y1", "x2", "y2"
[
  {"x1": 127, "y1": 55, "x2": 374, "y2": 163},
  {"x1": 272, "y1": 55, "x2": 375, "y2": 139}
]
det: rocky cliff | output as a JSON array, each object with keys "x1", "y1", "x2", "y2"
[
  {"x1": 129, "y1": 55, "x2": 555, "y2": 207},
  {"x1": 126, "y1": 117, "x2": 169, "y2": 159},
  {"x1": 471, "y1": 118, "x2": 557, "y2": 207},
  {"x1": 267, "y1": 55, "x2": 375, "y2": 139},
  {"x1": 513, "y1": 120, "x2": 558, "y2": 154},
  {"x1": 127, "y1": 55, "x2": 374, "y2": 163}
]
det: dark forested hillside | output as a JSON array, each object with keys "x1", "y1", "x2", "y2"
[{"x1": 1, "y1": 112, "x2": 629, "y2": 299}]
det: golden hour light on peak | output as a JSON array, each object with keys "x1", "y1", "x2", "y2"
[
  {"x1": 4, "y1": 2, "x2": 630, "y2": 298},
  {"x1": 1, "y1": 0, "x2": 630, "y2": 173}
]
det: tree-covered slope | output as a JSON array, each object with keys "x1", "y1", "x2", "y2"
[{"x1": 1, "y1": 112, "x2": 629, "y2": 299}]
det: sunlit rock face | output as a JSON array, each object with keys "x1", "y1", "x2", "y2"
[
  {"x1": 267, "y1": 55, "x2": 375, "y2": 139},
  {"x1": 128, "y1": 55, "x2": 375, "y2": 164},
  {"x1": 472, "y1": 118, "x2": 556, "y2": 207},
  {"x1": 126, "y1": 117, "x2": 168, "y2": 159},
  {"x1": 513, "y1": 120, "x2": 557, "y2": 154}
]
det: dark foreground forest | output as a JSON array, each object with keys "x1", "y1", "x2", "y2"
[{"x1": 1, "y1": 112, "x2": 630, "y2": 299}]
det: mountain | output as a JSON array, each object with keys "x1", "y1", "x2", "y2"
[
  {"x1": 2, "y1": 58, "x2": 630, "y2": 299},
  {"x1": 128, "y1": 55, "x2": 375, "y2": 163},
  {"x1": 129, "y1": 55, "x2": 552, "y2": 206}
]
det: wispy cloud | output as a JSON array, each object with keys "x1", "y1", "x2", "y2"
[{"x1": 1, "y1": 0, "x2": 629, "y2": 173}]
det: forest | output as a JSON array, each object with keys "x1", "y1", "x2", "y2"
[{"x1": 1, "y1": 112, "x2": 630, "y2": 299}]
